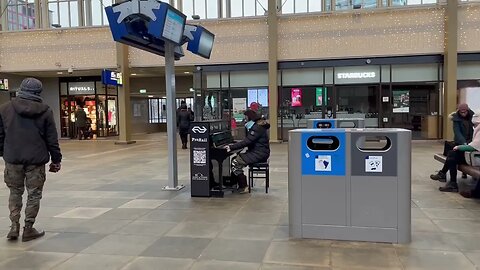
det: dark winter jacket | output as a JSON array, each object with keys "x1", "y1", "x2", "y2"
[
  {"x1": 75, "y1": 109, "x2": 87, "y2": 128},
  {"x1": 230, "y1": 119, "x2": 271, "y2": 164},
  {"x1": 0, "y1": 98, "x2": 62, "y2": 165},
  {"x1": 450, "y1": 109, "x2": 475, "y2": 145},
  {"x1": 177, "y1": 107, "x2": 192, "y2": 131}
]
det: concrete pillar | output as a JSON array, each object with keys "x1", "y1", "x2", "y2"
[
  {"x1": 115, "y1": 44, "x2": 136, "y2": 144},
  {"x1": 1, "y1": 0, "x2": 8, "y2": 30},
  {"x1": 268, "y1": 0, "x2": 279, "y2": 142},
  {"x1": 443, "y1": 0, "x2": 458, "y2": 140}
]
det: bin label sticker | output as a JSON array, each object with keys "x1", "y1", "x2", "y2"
[
  {"x1": 365, "y1": 156, "x2": 383, "y2": 173},
  {"x1": 315, "y1": 155, "x2": 332, "y2": 171}
]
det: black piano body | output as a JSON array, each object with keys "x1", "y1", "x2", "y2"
[{"x1": 190, "y1": 120, "x2": 240, "y2": 197}]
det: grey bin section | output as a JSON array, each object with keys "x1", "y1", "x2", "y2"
[
  {"x1": 288, "y1": 128, "x2": 411, "y2": 244},
  {"x1": 307, "y1": 118, "x2": 365, "y2": 129}
]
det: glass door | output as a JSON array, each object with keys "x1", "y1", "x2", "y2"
[{"x1": 334, "y1": 85, "x2": 380, "y2": 128}]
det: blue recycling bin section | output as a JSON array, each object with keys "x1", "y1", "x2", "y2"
[
  {"x1": 289, "y1": 128, "x2": 411, "y2": 244},
  {"x1": 301, "y1": 131, "x2": 346, "y2": 176}
]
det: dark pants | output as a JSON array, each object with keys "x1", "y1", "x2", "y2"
[
  {"x1": 179, "y1": 128, "x2": 189, "y2": 145},
  {"x1": 440, "y1": 150, "x2": 467, "y2": 182},
  {"x1": 4, "y1": 163, "x2": 46, "y2": 226},
  {"x1": 472, "y1": 180, "x2": 480, "y2": 198},
  {"x1": 77, "y1": 127, "x2": 86, "y2": 140}
]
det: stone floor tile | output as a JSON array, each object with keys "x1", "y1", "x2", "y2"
[
  {"x1": 52, "y1": 254, "x2": 133, "y2": 270},
  {"x1": 190, "y1": 260, "x2": 261, "y2": 270},
  {"x1": 331, "y1": 246, "x2": 402, "y2": 269},
  {"x1": 80, "y1": 234, "x2": 158, "y2": 256},
  {"x1": 422, "y1": 208, "x2": 479, "y2": 220},
  {"x1": 118, "y1": 199, "x2": 167, "y2": 209},
  {"x1": 54, "y1": 207, "x2": 112, "y2": 219},
  {"x1": 138, "y1": 209, "x2": 191, "y2": 222},
  {"x1": 464, "y1": 251, "x2": 480, "y2": 267},
  {"x1": 397, "y1": 249, "x2": 475, "y2": 270},
  {"x1": 0, "y1": 251, "x2": 74, "y2": 270},
  {"x1": 264, "y1": 240, "x2": 330, "y2": 267},
  {"x1": 218, "y1": 223, "x2": 276, "y2": 241},
  {"x1": 433, "y1": 219, "x2": 480, "y2": 234},
  {"x1": 28, "y1": 232, "x2": 106, "y2": 253},
  {"x1": 95, "y1": 208, "x2": 151, "y2": 220},
  {"x1": 116, "y1": 220, "x2": 176, "y2": 236},
  {"x1": 121, "y1": 257, "x2": 194, "y2": 270},
  {"x1": 166, "y1": 222, "x2": 225, "y2": 238},
  {"x1": 395, "y1": 231, "x2": 459, "y2": 251},
  {"x1": 141, "y1": 236, "x2": 211, "y2": 258},
  {"x1": 260, "y1": 264, "x2": 329, "y2": 270},
  {"x1": 200, "y1": 238, "x2": 270, "y2": 263}
]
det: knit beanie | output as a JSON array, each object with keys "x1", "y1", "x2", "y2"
[{"x1": 20, "y1": 78, "x2": 43, "y2": 95}]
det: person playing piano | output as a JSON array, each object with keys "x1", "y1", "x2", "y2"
[{"x1": 225, "y1": 109, "x2": 271, "y2": 193}]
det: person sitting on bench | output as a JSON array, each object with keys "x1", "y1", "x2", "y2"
[
  {"x1": 436, "y1": 110, "x2": 480, "y2": 193},
  {"x1": 225, "y1": 110, "x2": 270, "y2": 194},
  {"x1": 459, "y1": 111, "x2": 480, "y2": 198},
  {"x1": 431, "y1": 103, "x2": 475, "y2": 182}
]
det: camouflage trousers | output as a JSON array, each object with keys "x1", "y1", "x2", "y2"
[
  {"x1": 4, "y1": 163, "x2": 46, "y2": 225},
  {"x1": 231, "y1": 155, "x2": 247, "y2": 176}
]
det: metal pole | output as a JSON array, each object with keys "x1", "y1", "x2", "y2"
[{"x1": 163, "y1": 41, "x2": 184, "y2": 191}]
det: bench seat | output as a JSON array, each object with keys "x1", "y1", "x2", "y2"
[{"x1": 433, "y1": 154, "x2": 480, "y2": 179}]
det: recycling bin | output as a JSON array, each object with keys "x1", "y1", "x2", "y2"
[{"x1": 288, "y1": 128, "x2": 411, "y2": 243}]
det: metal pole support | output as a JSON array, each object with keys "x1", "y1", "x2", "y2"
[{"x1": 162, "y1": 41, "x2": 185, "y2": 191}]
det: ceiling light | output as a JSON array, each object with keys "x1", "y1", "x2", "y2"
[
  {"x1": 148, "y1": 95, "x2": 154, "y2": 98},
  {"x1": 162, "y1": 96, "x2": 167, "y2": 98},
  {"x1": 189, "y1": 88, "x2": 195, "y2": 92},
  {"x1": 57, "y1": 71, "x2": 63, "y2": 75},
  {"x1": 184, "y1": 71, "x2": 191, "y2": 74},
  {"x1": 131, "y1": 73, "x2": 137, "y2": 76},
  {"x1": 139, "y1": 89, "x2": 147, "y2": 93},
  {"x1": 196, "y1": 94, "x2": 201, "y2": 96}
]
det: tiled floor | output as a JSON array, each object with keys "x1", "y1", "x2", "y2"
[{"x1": 0, "y1": 134, "x2": 479, "y2": 270}]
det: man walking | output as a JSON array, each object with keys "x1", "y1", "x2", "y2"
[
  {"x1": 0, "y1": 78, "x2": 62, "y2": 242},
  {"x1": 74, "y1": 105, "x2": 87, "y2": 140}
]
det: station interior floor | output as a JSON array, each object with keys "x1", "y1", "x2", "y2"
[{"x1": 0, "y1": 133, "x2": 479, "y2": 270}]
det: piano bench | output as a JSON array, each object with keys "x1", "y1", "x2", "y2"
[{"x1": 248, "y1": 161, "x2": 270, "y2": 194}]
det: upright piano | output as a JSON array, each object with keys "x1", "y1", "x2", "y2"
[{"x1": 190, "y1": 120, "x2": 241, "y2": 197}]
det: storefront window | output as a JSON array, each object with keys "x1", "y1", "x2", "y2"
[
  {"x1": 59, "y1": 77, "x2": 118, "y2": 138},
  {"x1": 148, "y1": 98, "x2": 167, "y2": 123}
]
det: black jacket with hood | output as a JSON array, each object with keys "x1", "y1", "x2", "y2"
[
  {"x1": 230, "y1": 119, "x2": 271, "y2": 164},
  {"x1": 177, "y1": 105, "x2": 192, "y2": 131},
  {"x1": 451, "y1": 109, "x2": 475, "y2": 145},
  {"x1": 0, "y1": 98, "x2": 62, "y2": 165}
]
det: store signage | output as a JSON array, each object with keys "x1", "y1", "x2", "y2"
[
  {"x1": 69, "y1": 86, "x2": 95, "y2": 95},
  {"x1": 337, "y1": 72, "x2": 376, "y2": 79},
  {"x1": 101, "y1": 69, "x2": 123, "y2": 86},
  {"x1": 192, "y1": 126, "x2": 207, "y2": 134},
  {"x1": 0, "y1": 79, "x2": 9, "y2": 90}
]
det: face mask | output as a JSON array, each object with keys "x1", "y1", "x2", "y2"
[{"x1": 245, "y1": 120, "x2": 255, "y2": 131}]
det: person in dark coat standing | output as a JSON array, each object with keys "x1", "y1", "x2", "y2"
[
  {"x1": 177, "y1": 104, "x2": 192, "y2": 149},
  {"x1": 431, "y1": 103, "x2": 475, "y2": 184},
  {"x1": 0, "y1": 78, "x2": 62, "y2": 242},
  {"x1": 74, "y1": 105, "x2": 87, "y2": 140},
  {"x1": 225, "y1": 109, "x2": 270, "y2": 193}
]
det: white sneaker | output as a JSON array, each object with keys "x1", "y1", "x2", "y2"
[{"x1": 238, "y1": 186, "x2": 249, "y2": 194}]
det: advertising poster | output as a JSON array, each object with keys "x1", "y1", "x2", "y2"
[
  {"x1": 291, "y1": 88, "x2": 302, "y2": 107},
  {"x1": 257, "y1": 89, "x2": 269, "y2": 106},
  {"x1": 316, "y1": 88, "x2": 323, "y2": 106},
  {"x1": 232, "y1": 98, "x2": 247, "y2": 121},
  {"x1": 393, "y1": 90, "x2": 410, "y2": 113},
  {"x1": 247, "y1": 89, "x2": 257, "y2": 106}
]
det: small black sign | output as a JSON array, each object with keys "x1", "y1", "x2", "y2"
[{"x1": 190, "y1": 122, "x2": 211, "y2": 197}]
